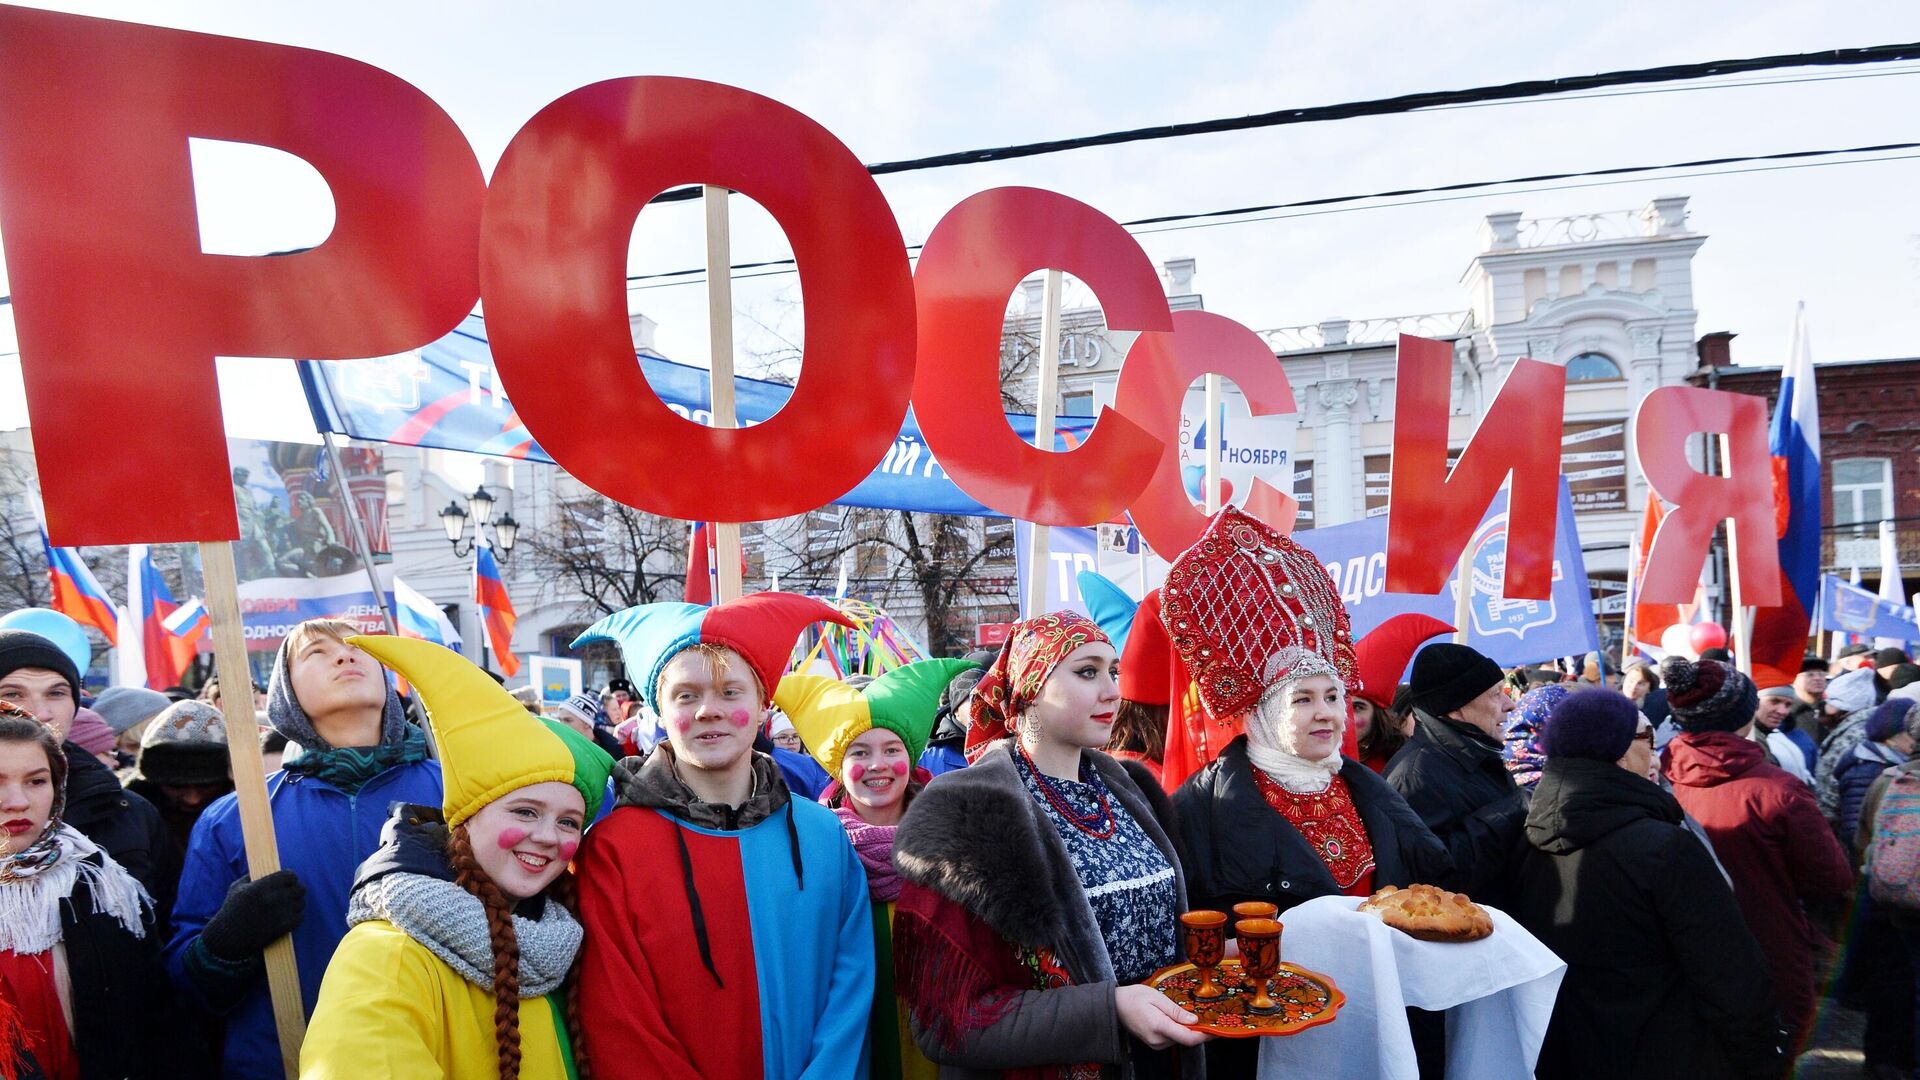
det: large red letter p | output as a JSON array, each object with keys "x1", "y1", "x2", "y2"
[{"x1": 0, "y1": 6, "x2": 484, "y2": 544}]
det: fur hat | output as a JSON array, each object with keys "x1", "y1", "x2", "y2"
[
  {"x1": 1660, "y1": 656, "x2": 1758, "y2": 733},
  {"x1": 1408, "y1": 642, "x2": 1505, "y2": 718},
  {"x1": 1539, "y1": 688, "x2": 1639, "y2": 762}
]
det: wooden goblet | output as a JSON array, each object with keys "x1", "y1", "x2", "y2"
[
  {"x1": 1235, "y1": 918, "x2": 1283, "y2": 1013},
  {"x1": 1232, "y1": 900, "x2": 1278, "y2": 921},
  {"x1": 1179, "y1": 910, "x2": 1228, "y2": 1000}
]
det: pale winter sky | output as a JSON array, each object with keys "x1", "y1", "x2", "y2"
[{"x1": 1, "y1": 0, "x2": 1917, "y2": 443}]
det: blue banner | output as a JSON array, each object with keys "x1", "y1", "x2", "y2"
[
  {"x1": 1292, "y1": 480, "x2": 1598, "y2": 667},
  {"x1": 299, "y1": 315, "x2": 1096, "y2": 518},
  {"x1": 1012, "y1": 522, "x2": 1100, "y2": 617},
  {"x1": 1817, "y1": 575, "x2": 1919, "y2": 644},
  {"x1": 237, "y1": 566, "x2": 395, "y2": 653}
]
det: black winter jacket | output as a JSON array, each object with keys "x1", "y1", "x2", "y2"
[
  {"x1": 1173, "y1": 737, "x2": 1451, "y2": 912},
  {"x1": 1384, "y1": 709, "x2": 1528, "y2": 907},
  {"x1": 61, "y1": 743, "x2": 177, "y2": 920},
  {"x1": 1515, "y1": 758, "x2": 1782, "y2": 1080},
  {"x1": 56, "y1": 853, "x2": 201, "y2": 1079}
]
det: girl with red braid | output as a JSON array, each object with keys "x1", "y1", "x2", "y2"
[
  {"x1": 891, "y1": 611, "x2": 1209, "y2": 1079},
  {"x1": 300, "y1": 637, "x2": 613, "y2": 1079}
]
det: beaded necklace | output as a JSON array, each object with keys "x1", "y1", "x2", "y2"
[{"x1": 1016, "y1": 744, "x2": 1117, "y2": 840}]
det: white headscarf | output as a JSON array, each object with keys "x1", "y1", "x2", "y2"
[{"x1": 1246, "y1": 651, "x2": 1346, "y2": 793}]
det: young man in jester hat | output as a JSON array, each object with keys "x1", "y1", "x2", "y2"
[
  {"x1": 774, "y1": 658, "x2": 981, "y2": 1080},
  {"x1": 568, "y1": 593, "x2": 876, "y2": 1080}
]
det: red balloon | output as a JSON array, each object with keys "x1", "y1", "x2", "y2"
[{"x1": 1689, "y1": 622, "x2": 1728, "y2": 655}]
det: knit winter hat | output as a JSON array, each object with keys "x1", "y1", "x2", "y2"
[
  {"x1": 135, "y1": 700, "x2": 231, "y2": 786},
  {"x1": 571, "y1": 593, "x2": 854, "y2": 713},
  {"x1": 91, "y1": 686, "x2": 172, "y2": 736},
  {"x1": 554, "y1": 691, "x2": 599, "y2": 727},
  {"x1": 66, "y1": 708, "x2": 116, "y2": 755},
  {"x1": 1659, "y1": 656, "x2": 1759, "y2": 733},
  {"x1": 0, "y1": 629, "x2": 81, "y2": 701},
  {"x1": 776, "y1": 658, "x2": 980, "y2": 779},
  {"x1": 1866, "y1": 699, "x2": 1916, "y2": 743},
  {"x1": 1824, "y1": 667, "x2": 1878, "y2": 715},
  {"x1": 1539, "y1": 688, "x2": 1639, "y2": 762},
  {"x1": 1408, "y1": 642, "x2": 1505, "y2": 718},
  {"x1": 350, "y1": 635, "x2": 615, "y2": 826}
]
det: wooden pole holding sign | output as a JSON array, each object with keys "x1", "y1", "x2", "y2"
[
  {"x1": 1719, "y1": 432, "x2": 1753, "y2": 675},
  {"x1": 1023, "y1": 269, "x2": 1064, "y2": 619},
  {"x1": 1454, "y1": 543, "x2": 1474, "y2": 645},
  {"x1": 197, "y1": 540, "x2": 305, "y2": 1079},
  {"x1": 704, "y1": 185, "x2": 746, "y2": 604}
]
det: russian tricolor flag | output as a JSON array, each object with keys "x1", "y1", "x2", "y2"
[
  {"x1": 162, "y1": 597, "x2": 210, "y2": 643},
  {"x1": 134, "y1": 547, "x2": 197, "y2": 689},
  {"x1": 473, "y1": 546, "x2": 519, "y2": 677},
  {"x1": 395, "y1": 575, "x2": 461, "y2": 650},
  {"x1": 39, "y1": 528, "x2": 117, "y2": 647},
  {"x1": 1751, "y1": 304, "x2": 1822, "y2": 684}
]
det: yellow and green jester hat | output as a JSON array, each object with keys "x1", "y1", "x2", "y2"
[
  {"x1": 773, "y1": 658, "x2": 979, "y2": 780},
  {"x1": 350, "y1": 635, "x2": 616, "y2": 827}
]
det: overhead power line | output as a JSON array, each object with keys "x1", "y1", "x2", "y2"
[
  {"x1": 637, "y1": 40, "x2": 1920, "y2": 203},
  {"x1": 621, "y1": 140, "x2": 1920, "y2": 289}
]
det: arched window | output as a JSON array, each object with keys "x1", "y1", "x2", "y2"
[{"x1": 1565, "y1": 352, "x2": 1622, "y2": 382}]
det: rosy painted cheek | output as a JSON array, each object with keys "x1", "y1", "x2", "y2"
[
  {"x1": 495, "y1": 827, "x2": 529, "y2": 850},
  {"x1": 559, "y1": 840, "x2": 579, "y2": 861},
  {"x1": 890, "y1": 759, "x2": 909, "y2": 776},
  {"x1": 728, "y1": 709, "x2": 752, "y2": 729},
  {"x1": 847, "y1": 763, "x2": 867, "y2": 783},
  {"x1": 671, "y1": 715, "x2": 693, "y2": 734}
]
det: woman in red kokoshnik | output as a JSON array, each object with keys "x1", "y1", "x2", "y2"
[
  {"x1": 1167, "y1": 508, "x2": 1452, "y2": 1073},
  {"x1": 891, "y1": 611, "x2": 1209, "y2": 1080}
]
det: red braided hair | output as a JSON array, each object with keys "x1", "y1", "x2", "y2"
[{"x1": 449, "y1": 824, "x2": 523, "y2": 1080}]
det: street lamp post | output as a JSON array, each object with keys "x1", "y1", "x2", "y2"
[{"x1": 437, "y1": 485, "x2": 521, "y2": 672}]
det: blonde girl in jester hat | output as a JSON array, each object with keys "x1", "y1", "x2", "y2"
[
  {"x1": 300, "y1": 636, "x2": 614, "y2": 1080},
  {"x1": 774, "y1": 658, "x2": 981, "y2": 1080}
]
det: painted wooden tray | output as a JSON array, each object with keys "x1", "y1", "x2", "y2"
[{"x1": 1146, "y1": 958, "x2": 1344, "y2": 1038}]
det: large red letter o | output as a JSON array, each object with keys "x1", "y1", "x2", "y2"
[{"x1": 480, "y1": 78, "x2": 917, "y2": 521}]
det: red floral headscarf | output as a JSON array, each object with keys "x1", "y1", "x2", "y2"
[{"x1": 964, "y1": 611, "x2": 1109, "y2": 758}]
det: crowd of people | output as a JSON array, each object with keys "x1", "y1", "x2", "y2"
[{"x1": 0, "y1": 506, "x2": 1915, "y2": 1079}]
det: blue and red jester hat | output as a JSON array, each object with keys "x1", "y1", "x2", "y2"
[{"x1": 572, "y1": 592, "x2": 856, "y2": 714}]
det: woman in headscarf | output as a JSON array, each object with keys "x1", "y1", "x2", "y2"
[
  {"x1": 891, "y1": 611, "x2": 1207, "y2": 1079},
  {"x1": 1166, "y1": 509, "x2": 1452, "y2": 1075},
  {"x1": 300, "y1": 637, "x2": 614, "y2": 1080},
  {"x1": 0, "y1": 700, "x2": 174, "y2": 1079},
  {"x1": 774, "y1": 659, "x2": 980, "y2": 1080}
]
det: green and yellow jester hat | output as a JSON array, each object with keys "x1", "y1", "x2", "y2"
[
  {"x1": 350, "y1": 635, "x2": 615, "y2": 827},
  {"x1": 773, "y1": 658, "x2": 980, "y2": 780}
]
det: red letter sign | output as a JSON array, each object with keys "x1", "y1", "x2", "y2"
[
  {"x1": 912, "y1": 188, "x2": 1167, "y2": 525},
  {"x1": 0, "y1": 6, "x2": 485, "y2": 544},
  {"x1": 1113, "y1": 310, "x2": 1299, "y2": 555},
  {"x1": 480, "y1": 78, "x2": 917, "y2": 521},
  {"x1": 1385, "y1": 335, "x2": 1566, "y2": 599},
  {"x1": 1633, "y1": 386, "x2": 1782, "y2": 606}
]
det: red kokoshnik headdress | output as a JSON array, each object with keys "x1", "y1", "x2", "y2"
[{"x1": 1160, "y1": 506, "x2": 1358, "y2": 718}]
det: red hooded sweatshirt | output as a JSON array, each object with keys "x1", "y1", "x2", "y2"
[{"x1": 1661, "y1": 730, "x2": 1853, "y2": 1045}]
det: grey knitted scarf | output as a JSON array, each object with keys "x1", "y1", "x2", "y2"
[{"x1": 346, "y1": 872, "x2": 582, "y2": 998}]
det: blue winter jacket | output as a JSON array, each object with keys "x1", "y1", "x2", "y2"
[
  {"x1": 164, "y1": 761, "x2": 443, "y2": 1079},
  {"x1": 1836, "y1": 741, "x2": 1907, "y2": 849}
]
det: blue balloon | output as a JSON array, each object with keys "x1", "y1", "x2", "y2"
[{"x1": 0, "y1": 608, "x2": 95, "y2": 674}]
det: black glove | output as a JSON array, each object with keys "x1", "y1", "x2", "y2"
[{"x1": 199, "y1": 870, "x2": 305, "y2": 962}]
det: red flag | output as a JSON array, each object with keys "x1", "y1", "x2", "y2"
[{"x1": 684, "y1": 522, "x2": 712, "y2": 604}]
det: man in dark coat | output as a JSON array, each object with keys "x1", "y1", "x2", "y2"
[
  {"x1": 1516, "y1": 688, "x2": 1782, "y2": 1079},
  {"x1": 0, "y1": 630, "x2": 175, "y2": 910},
  {"x1": 1386, "y1": 641, "x2": 1528, "y2": 907},
  {"x1": 1660, "y1": 655, "x2": 1853, "y2": 1056},
  {"x1": 1176, "y1": 735, "x2": 1451, "y2": 913}
]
